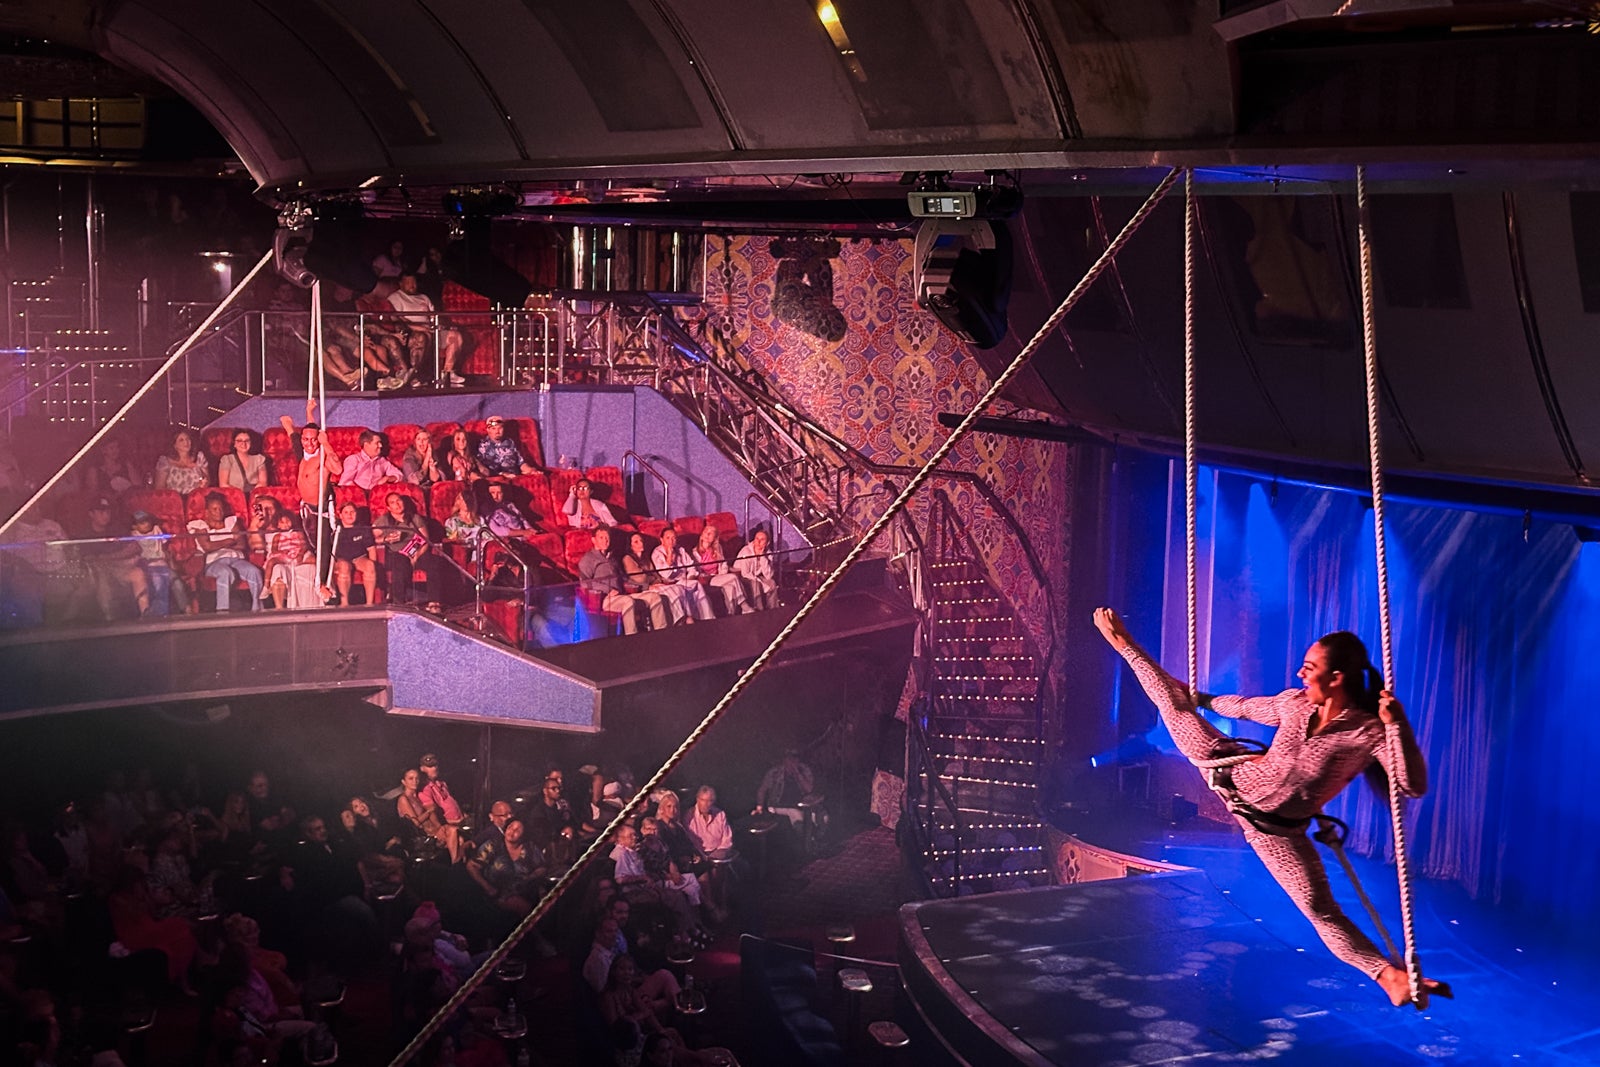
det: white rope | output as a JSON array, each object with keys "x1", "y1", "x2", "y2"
[
  {"x1": 1356, "y1": 164, "x2": 1425, "y2": 1007},
  {"x1": 1183, "y1": 168, "x2": 1200, "y2": 693},
  {"x1": 309, "y1": 281, "x2": 333, "y2": 592}
]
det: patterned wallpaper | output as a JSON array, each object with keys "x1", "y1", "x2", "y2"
[{"x1": 688, "y1": 235, "x2": 1074, "y2": 655}]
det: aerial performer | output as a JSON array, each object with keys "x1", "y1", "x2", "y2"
[{"x1": 1092, "y1": 606, "x2": 1453, "y2": 1007}]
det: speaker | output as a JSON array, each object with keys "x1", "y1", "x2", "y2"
[
  {"x1": 441, "y1": 218, "x2": 535, "y2": 309},
  {"x1": 914, "y1": 218, "x2": 1012, "y2": 349}
]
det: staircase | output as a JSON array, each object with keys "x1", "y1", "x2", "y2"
[{"x1": 911, "y1": 492, "x2": 1053, "y2": 895}]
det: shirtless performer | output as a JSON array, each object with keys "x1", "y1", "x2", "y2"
[{"x1": 279, "y1": 399, "x2": 345, "y2": 595}]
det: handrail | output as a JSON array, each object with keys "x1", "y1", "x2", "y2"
[
  {"x1": 477, "y1": 526, "x2": 533, "y2": 644},
  {"x1": 744, "y1": 492, "x2": 784, "y2": 548},
  {"x1": 908, "y1": 709, "x2": 966, "y2": 893},
  {"x1": 622, "y1": 450, "x2": 670, "y2": 521}
]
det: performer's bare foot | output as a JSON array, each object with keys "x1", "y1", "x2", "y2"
[
  {"x1": 1093, "y1": 607, "x2": 1135, "y2": 652},
  {"x1": 1377, "y1": 965, "x2": 1454, "y2": 1007}
]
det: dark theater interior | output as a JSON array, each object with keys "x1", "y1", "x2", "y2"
[{"x1": 2, "y1": 2, "x2": 1599, "y2": 1064}]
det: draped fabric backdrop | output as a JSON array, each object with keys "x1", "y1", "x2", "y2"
[{"x1": 1127, "y1": 463, "x2": 1599, "y2": 936}]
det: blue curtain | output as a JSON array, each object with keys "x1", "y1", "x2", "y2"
[{"x1": 1127, "y1": 464, "x2": 1599, "y2": 934}]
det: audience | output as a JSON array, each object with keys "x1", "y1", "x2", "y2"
[
  {"x1": 373, "y1": 491, "x2": 446, "y2": 609},
  {"x1": 733, "y1": 527, "x2": 779, "y2": 610},
  {"x1": 187, "y1": 492, "x2": 264, "y2": 613},
  {"x1": 443, "y1": 490, "x2": 488, "y2": 558},
  {"x1": 217, "y1": 429, "x2": 269, "y2": 491},
  {"x1": 80, "y1": 496, "x2": 139, "y2": 620},
  {"x1": 387, "y1": 273, "x2": 466, "y2": 387},
  {"x1": 129, "y1": 508, "x2": 186, "y2": 616},
  {"x1": 442, "y1": 429, "x2": 485, "y2": 483},
  {"x1": 692, "y1": 524, "x2": 750, "y2": 615},
  {"x1": 397, "y1": 767, "x2": 463, "y2": 864},
  {"x1": 579, "y1": 527, "x2": 669, "y2": 634},
  {"x1": 651, "y1": 527, "x2": 715, "y2": 621},
  {"x1": 153, "y1": 429, "x2": 209, "y2": 494},
  {"x1": 483, "y1": 481, "x2": 539, "y2": 540},
  {"x1": 402, "y1": 428, "x2": 444, "y2": 487},
  {"x1": 622, "y1": 531, "x2": 690, "y2": 625},
  {"x1": 562, "y1": 477, "x2": 619, "y2": 529},
  {"x1": 262, "y1": 511, "x2": 319, "y2": 609},
  {"x1": 475, "y1": 416, "x2": 535, "y2": 478},
  {"x1": 328, "y1": 502, "x2": 379, "y2": 606},
  {"x1": 338, "y1": 430, "x2": 404, "y2": 490},
  {"x1": 281, "y1": 399, "x2": 344, "y2": 516},
  {"x1": 523, "y1": 770, "x2": 576, "y2": 867}
]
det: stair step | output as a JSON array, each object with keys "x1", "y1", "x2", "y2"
[
  {"x1": 930, "y1": 868, "x2": 1052, "y2": 882},
  {"x1": 934, "y1": 655, "x2": 1038, "y2": 666},
  {"x1": 926, "y1": 731, "x2": 1045, "y2": 746},
  {"x1": 938, "y1": 773, "x2": 1038, "y2": 788},
  {"x1": 931, "y1": 753, "x2": 1039, "y2": 769},
  {"x1": 928, "y1": 845, "x2": 1042, "y2": 858}
]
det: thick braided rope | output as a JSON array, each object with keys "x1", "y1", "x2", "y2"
[
  {"x1": 1183, "y1": 168, "x2": 1200, "y2": 691},
  {"x1": 1356, "y1": 164, "x2": 1423, "y2": 1006},
  {"x1": 386, "y1": 167, "x2": 1182, "y2": 1067},
  {"x1": 309, "y1": 281, "x2": 330, "y2": 585}
]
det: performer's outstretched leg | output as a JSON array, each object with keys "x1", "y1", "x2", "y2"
[
  {"x1": 1239, "y1": 824, "x2": 1390, "y2": 978},
  {"x1": 1094, "y1": 607, "x2": 1224, "y2": 764}
]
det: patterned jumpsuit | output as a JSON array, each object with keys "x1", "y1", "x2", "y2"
[{"x1": 1117, "y1": 644, "x2": 1424, "y2": 979}]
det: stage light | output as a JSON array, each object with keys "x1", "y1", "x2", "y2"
[{"x1": 914, "y1": 217, "x2": 1013, "y2": 349}]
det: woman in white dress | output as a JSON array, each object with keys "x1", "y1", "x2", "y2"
[
  {"x1": 732, "y1": 527, "x2": 779, "y2": 610},
  {"x1": 693, "y1": 524, "x2": 749, "y2": 615}
]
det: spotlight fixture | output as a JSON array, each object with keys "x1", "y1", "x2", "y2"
[{"x1": 914, "y1": 217, "x2": 1012, "y2": 349}]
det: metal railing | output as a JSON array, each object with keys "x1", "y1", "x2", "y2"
[{"x1": 621, "y1": 450, "x2": 670, "y2": 521}]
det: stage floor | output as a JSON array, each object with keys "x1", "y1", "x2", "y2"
[{"x1": 901, "y1": 822, "x2": 1599, "y2": 1066}]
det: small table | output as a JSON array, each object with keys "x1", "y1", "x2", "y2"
[{"x1": 797, "y1": 793, "x2": 826, "y2": 858}]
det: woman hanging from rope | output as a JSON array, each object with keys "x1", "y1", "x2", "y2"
[{"x1": 1092, "y1": 606, "x2": 1452, "y2": 1006}]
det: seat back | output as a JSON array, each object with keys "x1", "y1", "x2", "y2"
[
  {"x1": 250, "y1": 485, "x2": 303, "y2": 515},
  {"x1": 383, "y1": 423, "x2": 422, "y2": 463},
  {"x1": 442, "y1": 281, "x2": 501, "y2": 377},
  {"x1": 511, "y1": 472, "x2": 554, "y2": 528},
  {"x1": 584, "y1": 465, "x2": 624, "y2": 509},
  {"x1": 672, "y1": 514, "x2": 705, "y2": 540},
  {"x1": 563, "y1": 528, "x2": 595, "y2": 574},
  {"x1": 371, "y1": 482, "x2": 426, "y2": 520},
  {"x1": 262, "y1": 427, "x2": 295, "y2": 477},
  {"x1": 325, "y1": 426, "x2": 370, "y2": 460},
  {"x1": 704, "y1": 511, "x2": 739, "y2": 543},
  {"x1": 184, "y1": 486, "x2": 249, "y2": 523},
  {"x1": 202, "y1": 427, "x2": 239, "y2": 461},
  {"x1": 425, "y1": 420, "x2": 462, "y2": 442},
  {"x1": 429, "y1": 480, "x2": 468, "y2": 522}
]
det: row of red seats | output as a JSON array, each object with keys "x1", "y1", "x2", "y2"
[
  {"x1": 118, "y1": 482, "x2": 745, "y2": 581},
  {"x1": 203, "y1": 416, "x2": 544, "y2": 472}
]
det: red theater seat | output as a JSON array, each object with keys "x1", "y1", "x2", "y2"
[
  {"x1": 547, "y1": 467, "x2": 581, "y2": 510},
  {"x1": 202, "y1": 427, "x2": 239, "y2": 460},
  {"x1": 636, "y1": 517, "x2": 670, "y2": 541},
  {"x1": 429, "y1": 480, "x2": 468, "y2": 521},
  {"x1": 370, "y1": 482, "x2": 426, "y2": 518},
  {"x1": 425, "y1": 421, "x2": 462, "y2": 442},
  {"x1": 442, "y1": 282, "x2": 501, "y2": 377},
  {"x1": 704, "y1": 511, "x2": 739, "y2": 543},
  {"x1": 384, "y1": 423, "x2": 422, "y2": 463},
  {"x1": 263, "y1": 426, "x2": 294, "y2": 473},
  {"x1": 332, "y1": 484, "x2": 369, "y2": 514},
  {"x1": 511, "y1": 472, "x2": 554, "y2": 527},
  {"x1": 585, "y1": 465, "x2": 624, "y2": 507},
  {"x1": 563, "y1": 528, "x2": 594, "y2": 574},
  {"x1": 506, "y1": 417, "x2": 542, "y2": 467},
  {"x1": 124, "y1": 488, "x2": 189, "y2": 561},
  {"x1": 324, "y1": 426, "x2": 369, "y2": 460},
  {"x1": 672, "y1": 515, "x2": 705, "y2": 540},
  {"x1": 250, "y1": 485, "x2": 302, "y2": 515}
]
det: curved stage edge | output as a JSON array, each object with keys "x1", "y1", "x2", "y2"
[{"x1": 897, "y1": 827, "x2": 1594, "y2": 1066}]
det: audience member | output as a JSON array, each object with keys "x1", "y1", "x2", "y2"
[
  {"x1": 372, "y1": 239, "x2": 413, "y2": 280},
  {"x1": 733, "y1": 526, "x2": 780, "y2": 610},
  {"x1": 80, "y1": 496, "x2": 139, "y2": 620},
  {"x1": 417, "y1": 754, "x2": 464, "y2": 827},
  {"x1": 129, "y1": 509, "x2": 185, "y2": 616},
  {"x1": 622, "y1": 532, "x2": 690, "y2": 625},
  {"x1": 88, "y1": 437, "x2": 142, "y2": 496},
  {"x1": 650, "y1": 527, "x2": 715, "y2": 621},
  {"x1": 217, "y1": 429, "x2": 269, "y2": 491},
  {"x1": 581, "y1": 915, "x2": 681, "y2": 1006},
  {"x1": 599, "y1": 955, "x2": 708, "y2": 1064},
  {"x1": 683, "y1": 785, "x2": 734, "y2": 918},
  {"x1": 637, "y1": 817, "x2": 708, "y2": 941},
  {"x1": 187, "y1": 491, "x2": 264, "y2": 613},
  {"x1": 402, "y1": 429, "x2": 444, "y2": 487},
  {"x1": 397, "y1": 767, "x2": 463, "y2": 863},
  {"x1": 692, "y1": 524, "x2": 750, "y2": 615},
  {"x1": 754, "y1": 750, "x2": 822, "y2": 837},
  {"x1": 153, "y1": 429, "x2": 209, "y2": 494},
  {"x1": 328, "y1": 503, "x2": 379, "y2": 606},
  {"x1": 373, "y1": 491, "x2": 446, "y2": 608},
  {"x1": 483, "y1": 482, "x2": 538, "y2": 539},
  {"x1": 443, "y1": 490, "x2": 488, "y2": 558},
  {"x1": 337, "y1": 796, "x2": 405, "y2": 896},
  {"x1": 262, "y1": 511, "x2": 319, "y2": 609},
  {"x1": 387, "y1": 273, "x2": 466, "y2": 386},
  {"x1": 523, "y1": 770, "x2": 575, "y2": 866},
  {"x1": 338, "y1": 430, "x2": 404, "y2": 490},
  {"x1": 474, "y1": 800, "x2": 513, "y2": 848},
  {"x1": 580, "y1": 527, "x2": 669, "y2": 634},
  {"x1": 246, "y1": 493, "x2": 283, "y2": 554},
  {"x1": 442, "y1": 429, "x2": 486, "y2": 483},
  {"x1": 107, "y1": 867, "x2": 199, "y2": 994},
  {"x1": 465, "y1": 817, "x2": 545, "y2": 913},
  {"x1": 562, "y1": 477, "x2": 620, "y2": 529},
  {"x1": 475, "y1": 416, "x2": 535, "y2": 478}
]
